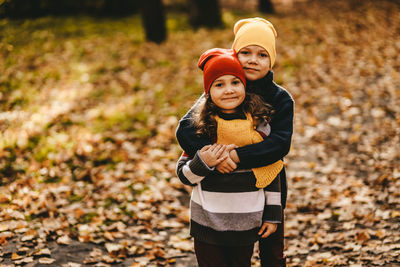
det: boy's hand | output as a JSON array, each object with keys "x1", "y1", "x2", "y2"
[
  {"x1": 229, "y1": 149, "x2": 240, "y2": 163},
  {"x1": 199, "y1": 144, "x2": 228, "y2": 167},
  {"x1": 216, "y1": 144, "x2": 238, "y2": 173},
  {"x1": 258, "y1": 222, "x2": 277, "y2": 238},
  {"x1": 216, "y1": 158, "x2": 236, "y2": 173}
]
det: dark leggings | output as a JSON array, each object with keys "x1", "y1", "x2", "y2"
[{"x1": 194, "y1": 239, "x2": 254, "y2": 267}]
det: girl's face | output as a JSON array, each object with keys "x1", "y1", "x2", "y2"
[
  {"x1": 209, "y1": 75, "x2": 245, "y2": 114},
  {"x1": 237, "y1": 45, "x2": 271, "y2": 81}
]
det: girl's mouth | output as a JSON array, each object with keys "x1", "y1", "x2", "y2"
[{"x1": 222, "y1": 97, "x2": 238, "y2": 101}]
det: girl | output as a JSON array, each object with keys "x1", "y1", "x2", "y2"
[
  {"x1": 176, "y1": 18, "x2": 294, "y2": 267},
  {"x1": 176, "y1": 48, "x2": 282, "y2": 267}
]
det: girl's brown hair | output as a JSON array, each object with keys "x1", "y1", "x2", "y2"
[{"x1": 192, "y1": 92, "x2": 274, "y2": 141}]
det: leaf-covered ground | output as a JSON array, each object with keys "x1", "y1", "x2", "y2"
[{"x1": 1, "y1": 0, "x2": 399, "y2": 266}]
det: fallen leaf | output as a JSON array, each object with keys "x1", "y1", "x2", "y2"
[
  {"x1": 39, "y1": 257, "x2": 56, "y2": 264},
  {"x1": 34, "y1": 248, "x2": 51, "y2": 256},
  {"x1": 57, "y1": 235, "x2": 71, "y2": 245},
  {"x1": 11, "y1": 252, "x2": 22, "y2": 260},
  {"x1": 102, "y1": 254, "x2": 121, "y2": 263},
  {"x1": 62, "y1": 262, "x2": 82, "y2": 267},
  {"x1": 104, "y1": 231, "x2": 114, "y2": 241},
  {"x1": 14, "y1": 256, "x2": 34, "y2": 264},
  {"x1": 0, "y1": 223, "x2": 9, "y2": 232},
  {"x1": 171, "y1": 240, "x2": 193, "y2": 252},
  {"x1": 105, "y1": 243, "x2": 124, "y2": 253},
  {"x1": 356, "y1": 231, "x2": 371, "y2": 243}
]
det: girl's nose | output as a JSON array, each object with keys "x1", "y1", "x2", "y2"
[{"x1": 225, "y1": 87, "x2": 234, "y2": 93}]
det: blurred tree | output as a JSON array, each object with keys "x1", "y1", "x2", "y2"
[
  {"x1": 259, "y1": 0, "x2": 274, "y2": 13},
  {"x1": 0, "y1": 0, "x2": 139, "y2": 18},
  {"x1": 188, "y1": 0, "x2": 222, "y2": 28},
  {"x1": 141, "y1": 0, "x2": 167, "y2": 43}
]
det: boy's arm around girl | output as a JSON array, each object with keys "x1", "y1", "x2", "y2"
[{"x1": 175, "y1": 71, "x2": 294, "y2": 170}]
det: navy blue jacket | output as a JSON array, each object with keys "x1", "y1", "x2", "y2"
[{"x1": 175, "y1": 71, "x2": 294, "y2": 208}]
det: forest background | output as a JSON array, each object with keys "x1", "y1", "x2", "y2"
[{"x1": 0, "y1": 0, "x2": 399, "y2": 266}]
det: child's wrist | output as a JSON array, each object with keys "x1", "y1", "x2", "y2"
[{"x1": 229, "y1": 149, "x2": 240, "y2": 163}]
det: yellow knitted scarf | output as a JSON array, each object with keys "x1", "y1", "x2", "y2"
[{"x1": 215, "y1": 113, "x2": 283, "y2": 188}]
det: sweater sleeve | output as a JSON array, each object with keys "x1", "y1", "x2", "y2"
[
  {"x1": 176, "y1": 151, "x2": 214, "y2": 186},
  {"x1": 235, "y1": 96, "x2": 294, "y2": 169},
  {"x1": 262, "y1": 174, "x2": 282, "y2": 223},
  {"x1": 175, "y1": 94, "x2": 212, "y2": 158}
]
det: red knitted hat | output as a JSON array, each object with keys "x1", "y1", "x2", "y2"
[{"x1": 198, "y1": 48, "x2": 246, "y2": 95}]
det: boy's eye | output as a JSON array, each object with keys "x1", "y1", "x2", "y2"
[
  {"x1": 232, "y1": 80, "x2": 240, "y2": 85},
  {"x1": 240, "y1": 51, "x2": 249, "y2": 55},
  {"x1": 260, "y1": 53, "x2": 268, "y2": 58},
  {"x1": 215, "y1": 83, "x2": 223, "y2": 87}
]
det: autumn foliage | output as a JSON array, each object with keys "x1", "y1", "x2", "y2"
[{"x1": 0, "y1": 0, "x2": 399, "y2": 266}]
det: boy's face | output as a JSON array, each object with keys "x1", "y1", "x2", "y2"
[
  {"x1": 209, "y1": 75, "x2": 245, "y2": 114},
  {"x1": 237, "y1": 45, "x2": 270, "y2": 81}
]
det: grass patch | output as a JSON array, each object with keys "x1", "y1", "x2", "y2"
[{"x1": 78, "y1": 212, "x2": 98, "y2": 224}]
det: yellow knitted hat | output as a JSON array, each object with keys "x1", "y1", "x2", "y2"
[{"x1": 232, "y1": 17, "x2": 278, "y2": 68}]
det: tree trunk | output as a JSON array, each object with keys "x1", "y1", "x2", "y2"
[
  {"x1": 188, "y1": 0, "x2": 222, "y2": 28},
  {"x1": 259, "y1": 0, "x2": 275, "y2": 14},
  {"x1": 141, "y1": 0, "x2": 167, "y2": 43}
]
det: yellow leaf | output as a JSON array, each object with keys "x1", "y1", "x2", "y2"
[
  {"x1": 0, "y1": 223, "x2": 8, "y2": 232},
  {"x1": 392, "y1": 211, "x2": 400, "y2": 218},
  {"x1": 12, "y1": 252, "x2": 21, "y2": 260}
]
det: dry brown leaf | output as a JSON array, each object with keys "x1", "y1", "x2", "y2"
[
  {"x1": 63, "y1": 263, "x2": 82, "y2": 267},
  {"x1": 171, "y1": 240, "x2": 193, "y2": 252},
  {"x1": 105, "y1": 243, "x2": 124, "y2": 253},
  {"x1": 39, "y1": 257, "x2": 56, "y2": 264},
  {"x1": 14, "y1": 256, "x2": 34, "y2": 264},
  {"x1": 104, "y1": 231, "x2": 114, "y2": 241},
  {"x1": 11, "y1": 252, "x2": 22, "y2": 260},
  {"x1": 57, "y1": 235, "x2": 71, "y2": 245},
  {"x1": 34, "y1": 247, "x2": 51, "y2": 256},
  {"x1": 356, "y1": 231, "x2": 371, "y2": 243},
  {"x1": 102, "y1": 254, "x2": 121, "y2": 263},
  {"x1": 0, "y1": 223, "x2": 9, "y2": 232}
]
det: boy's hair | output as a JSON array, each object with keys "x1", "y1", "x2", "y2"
[
  {"x1": 232, "y1": 17, "x2": 277, "y2": 68},
  {"x1": 192, "y1": 93, "x2": 274, "y2": 141}
]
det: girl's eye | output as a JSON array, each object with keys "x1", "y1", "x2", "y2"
[
  {"x1": 215, "y1": 83, "x2": 223, "y2": 87},
  {"x1": 240, "y1": 51, "x2": 249, "y2": 55},
  {"x1": 232, "y1": 80, "x2": 240, "y2": 85},
  {"x1": 260, "y1": 53, "x2": 268, "y2": 58}
]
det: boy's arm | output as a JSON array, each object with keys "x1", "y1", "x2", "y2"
[
  {"x1": 262, "y1": 174, "x2": 282, "y2": 223},
  {"x1": 235, "y1": 98, "x2": 294, "y2": 169},
  {"x1": 176, "y1": 94, "x2": 212, "y2": 158},
  {"x1": 258, "y1": 175, "x2": 282, "y2": 238},
  {"x1": 176, "y1": 151, "x2": 214, "y2": 186}
]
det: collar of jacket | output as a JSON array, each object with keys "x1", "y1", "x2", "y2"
[{"x1": 246, "y1": 71, "x2": 276, "y2": 102}]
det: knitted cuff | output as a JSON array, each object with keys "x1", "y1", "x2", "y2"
[{"x1": 189, "y1": 151, "x2": 214, "y2": 177}]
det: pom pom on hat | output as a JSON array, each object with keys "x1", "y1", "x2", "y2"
[
  {"x1": 232, "y1": 17, "x2": 278, "y2": 68},
  {"x1": 198, "y1": 48, "x2": 246, "y2": 95}
]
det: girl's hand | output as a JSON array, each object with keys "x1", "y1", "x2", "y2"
[
  {"x1": 215, "y1": 157, "x2": 237, "y2": 173},
  {"x1": 258, "y1": 222, "x2": 277, "y2": 238},
  {"x1": 215, "y1": 144, "x2": 238, "y2": 173},
  {"x1": 199, "y1": 144, "x2": 228, "y2": 167}
]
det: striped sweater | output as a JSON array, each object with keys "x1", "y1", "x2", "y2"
[
  {"x1": 176, "y1": 71, "x2": 294, "y2": 209},
  {"x1": 176, "y1": 113, "x2": 282, "y2": 246}
]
